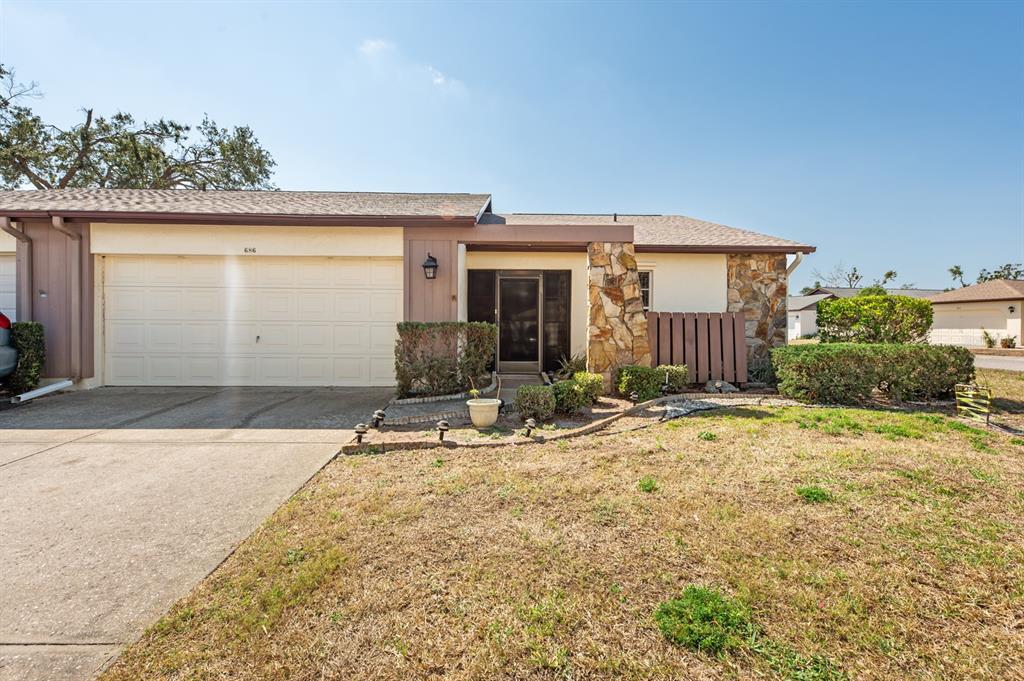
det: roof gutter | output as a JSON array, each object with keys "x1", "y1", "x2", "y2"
[
  {"x1": 49, "y1": 216, "x2": 82, "y2": 382},
  {"x1": 786, "y1": 251, "x2": 805, "y2": 276},
  {"x1": 0, "y1": 210, "x2": 479, "y2": 228},
  {"x1": 1, "y1": 217, "x2": 32, "y2": 321}
]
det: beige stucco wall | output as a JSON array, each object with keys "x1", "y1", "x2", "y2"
[
  {"x1": 90, "y1": 223, "x2": 403, "y2": 257},
  {"x1": 635, "y1": 253, "x2": 728, "y2": 312},
  {"x1": 465, "y1": 251, "x2": 589, "y2": 357},
  {"x1": 930, "y1": 300, "x2": 1022, "y2": 347},
  {"x1": 0, "y1": 229, "x2": 15, "y2": 253}
]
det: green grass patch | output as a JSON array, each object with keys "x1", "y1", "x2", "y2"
[
  {"x1": 654, "y1": 586, "x2": 749, "y2": 655},
  {"x1": 638, "y1": 476, "x2": 659, "y2": 493},
  {"x1": 697, "y1": 431, "x2": 718, "y2": 441},
  {"x1": 796, "y1": 485, "x2": 833, "y2": 503}
]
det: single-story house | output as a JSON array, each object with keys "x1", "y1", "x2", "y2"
[
  {"x1": 787, "y1": 286, "x2": 942, "y2": 340},
  {"x1": 928, "y1": 279, "x2": 1024, "y2": 347},
  {"x1": 0, "y1": 189, "x2": 813, "y2": 388}
]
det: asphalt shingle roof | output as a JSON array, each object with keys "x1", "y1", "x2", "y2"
[
  {"x1": 928, "y1": 280, "x2": 1024, "y2": 304},
  {"x1": 808, "y1": 287, "x2": 942, "y2": 299},
  {"x1": 0, "y1": 189, "x2": 492, "y2": 219},
  {"x1": 484, "y1": 213, "x2": 814, "y2": 252},
  {"x1": 788, "y1": 293, "x2": 833, "y2": 311}
]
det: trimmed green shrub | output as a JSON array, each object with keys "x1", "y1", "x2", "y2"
[
  {"x1": 615, "y1": 365, "x2": 663, "y2": 401},
  {"x1": 656, "y1": 364, "x2": 690, "y2": 393},
  {"x1": 772, "y1": 343, "x2": 973, "y2": 404},
  {"x1": 572, "y1": 371, "x2": 604, "y2": 404},
  {"x1": 654, "y1": 586, "x2": 750, "y2": 655},
  {"x1": 817, "y1": 295, "x2": 932, "y2": 343},
  {"x1": 394, "y1": 322, "x2": 497, "y2": 398},
  {"x1": 513, "y1": 385, "x2": 556, "y2": 420},
  {"x1": 2, "y1": 322, "x2": 45, "y2": 395},
  {"x1": 875, "y1": 344, "x2": 975, "y2": 401},
  {"x1": 552, "y1": 379, "x2": 589, "y2": 414}
]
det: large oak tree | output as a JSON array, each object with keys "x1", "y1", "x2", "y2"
[{"x1": 0, "y1": 65, "x2": 275, "y2": 190}]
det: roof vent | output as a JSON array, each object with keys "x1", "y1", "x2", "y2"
[{"x1": 613, "y1": 213, "x2": 617, "y2": 222}]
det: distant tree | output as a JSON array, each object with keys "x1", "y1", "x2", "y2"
[
  {"x1": 0, "y1": 64, "x2": 275, "y2": 190},
  {"x1": 799, "y1": 280, "x2": 824, "y2": 295},
  {"x1": 978, "y1": 263, "x2": 1024, "y2": 282},
  {"x1": 858, "y1": 285, "x2": 888, "y2": 296},
  {"x1": 812, "y1": 262, "x2": 864, "y2": 288},
  {"x1": 875, "y1": 270, "x2": 897, "y2": 286},
  {"x1": 948, "y1": 263, "x2": 1023, "y2": 287}
]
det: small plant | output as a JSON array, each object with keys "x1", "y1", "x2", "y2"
[
  {"x1": 697, "y1": 431, "x2": 717, "y2": 441},
  {"x1": 552, "y1": 379, "x2": 589, "y2": 414},
  {"x1": 431, "y1": 458, "x2": 444, "y2": 468},
  {"x1": 1000, "y1": 335, "x2": 1017, "y2": 349},
  {"x1": 514, "y1": 385, "x2": 556, "y2": 420},
  {"x1": 795, "y1": 485, "x2": 833, "y2": 503},
  {"x1": 556, "y1": 353, "x2": 587, "y2": 378},
  {"x1": 638, "y1": 476, "x2": 659, "y2": 493},
  {"x1": 982, "y1": 329, "x2": 997, "y2": 348},
  {"x1": 654, "y1": 586, "x2": 749, "y2": 655},
  {"x1": 657, "y1": 364, "x2": 690, "y2": 393},
  {"x1": 572, "y1": 371, "x2": 605, "y2": 404},
  {"x1": 615, "y1": 365, "x2": 663, "y2": 401}
]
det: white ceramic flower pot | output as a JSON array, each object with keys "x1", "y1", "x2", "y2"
[{"x1": 467, "y1": 398, "x2": 501, "y2": 428}]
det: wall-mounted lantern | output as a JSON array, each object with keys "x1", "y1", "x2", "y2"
[
  {"x1": 1009, "y1": 305, "x2": 1016, "y2": 314},
  {"x1": 422, "y1": 253, "x2": 439, "y2": 280}
]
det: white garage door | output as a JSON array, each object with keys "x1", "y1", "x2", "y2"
[
  {"x1": 0, "y1": 254, "x2": 15, "y2": 321},
  {"x1": 103, "y1": 255, "x2": 401, "y2": 386}
]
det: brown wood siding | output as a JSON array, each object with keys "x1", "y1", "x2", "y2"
[
  {"x1": 19, "y1": 219, "x2": 94, "y2": 379},
  {"x1": 404, "y1": 237, "x2": 458, "y2": 321},
  {"x1": 645, "y1": 311, "x2": 748, "y2": 384}
]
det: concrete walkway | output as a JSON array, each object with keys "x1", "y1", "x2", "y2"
[
  {"x1": 0, "y1": 386, "x2": 389, "y2": 681},
  {"x1": 975, "y1": 355, "x2": 1024, "y2": 372}
]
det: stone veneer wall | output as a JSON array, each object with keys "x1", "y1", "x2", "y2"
[
  {"x1": 726, "y1": 253, "x2": 788, "y2": 367},
  {"x1": 587, "y1": 242, "x2": 651, "y2": 388}
]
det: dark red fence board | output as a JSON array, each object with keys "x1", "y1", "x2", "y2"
[{"x1": 644, "y1": 310, "x2": 748, "y2": 384}]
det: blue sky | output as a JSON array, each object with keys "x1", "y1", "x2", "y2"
[{"x1": 2, "y1": 0, "x2": 1021, "y2": 290}]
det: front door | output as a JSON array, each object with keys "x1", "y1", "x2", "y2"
[{"x1": 498, "y1": 276, "x2": 541, "y2": 373}]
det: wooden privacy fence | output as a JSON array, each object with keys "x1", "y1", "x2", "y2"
[{"x1": 646, "y1": 311, "x2": 748, "y2": 384}]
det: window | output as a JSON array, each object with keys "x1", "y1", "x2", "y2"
[{"x1": 638, "y1": 270, "x2": 653, "y2": 311}]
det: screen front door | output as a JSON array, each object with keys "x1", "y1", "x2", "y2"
[{"x1": 498, "y1": 276, "x2": 541, "y2": 373}]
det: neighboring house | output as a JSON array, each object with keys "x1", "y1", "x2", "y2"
[
  {"x1": 0, "y1": 229, "x2": 15, "y2": 321},
  {"x1": 0, "y1": 189, "x2": 813, "y2": 388},
  {"x1": 928, "y1": 279, "x2": 1024, "y2": 347},
  {"x1": 787, "y1": 286, "x2": 942, "y2": 340},
  {"x1": 786, "y1": 293, "x2": 832, "y2": 339}
]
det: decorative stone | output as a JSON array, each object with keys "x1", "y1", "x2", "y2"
[
  {"x1": 586, "y1": 241, "x2": 650, "y2": 388},
  {"x1": 727, "y1": 253, "x2": 788, "y2": 368}
]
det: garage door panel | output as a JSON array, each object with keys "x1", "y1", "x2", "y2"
[
  {"x1": 149, "y1": 356, "x2": 183, "y2": 383},
  {"x1": 370, "y1": 260, "x2": 402, "y2": 287},
  {"x1": 259, "y1": 291, "x2": 297, "y2": 321},
  {"x1": 297, "y1": 324, "x2": 332, "y2": 352},
  {"x1": 104, "y1": 255, "x2": 401, "y2": 386},
  {"x1": 108, "y1": 323, "x2": 147, "y2": 353},
  {"x1": 333, "y1": 325, "x2": 369, "y2": 352},
  {"x1": 183, "y1": 323, "x2": 223, "y2": 352},
  {"x1": 369, "y1": 292, "x2": 402, "y2": 321},
  {"x1": 146, "y1": 322, "x2": 183, "y2": 352}
]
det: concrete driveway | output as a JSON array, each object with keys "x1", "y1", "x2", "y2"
[{"x1": 0, "y1": 386, "x2": 391, "y2": 681}]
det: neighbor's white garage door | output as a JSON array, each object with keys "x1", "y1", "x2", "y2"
[
  {"x1": 103, "y1": 255, "x2": 401, "y2": 386},
  {"x1": 0, "y1": 254, "x2": 15, "y2": 321}
]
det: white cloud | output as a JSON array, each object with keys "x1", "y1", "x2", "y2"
[
  {"x1": 355, "y1": 38, "x2": 466, "y2": 95},
  {"x1": 358, "y1": 38, "x2": 396, "y2": 57},
  {"x1": 426, "y1": 65, "x2": 464, "y2": 92}
]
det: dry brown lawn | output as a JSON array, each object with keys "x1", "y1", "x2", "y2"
[{"x1": 103, "y1": 371, "x2": 1024, "y2": 681}]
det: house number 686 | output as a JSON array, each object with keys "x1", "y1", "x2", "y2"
[{"x1": 244, "y1": 247, "x2": 257, "y2": 254}]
